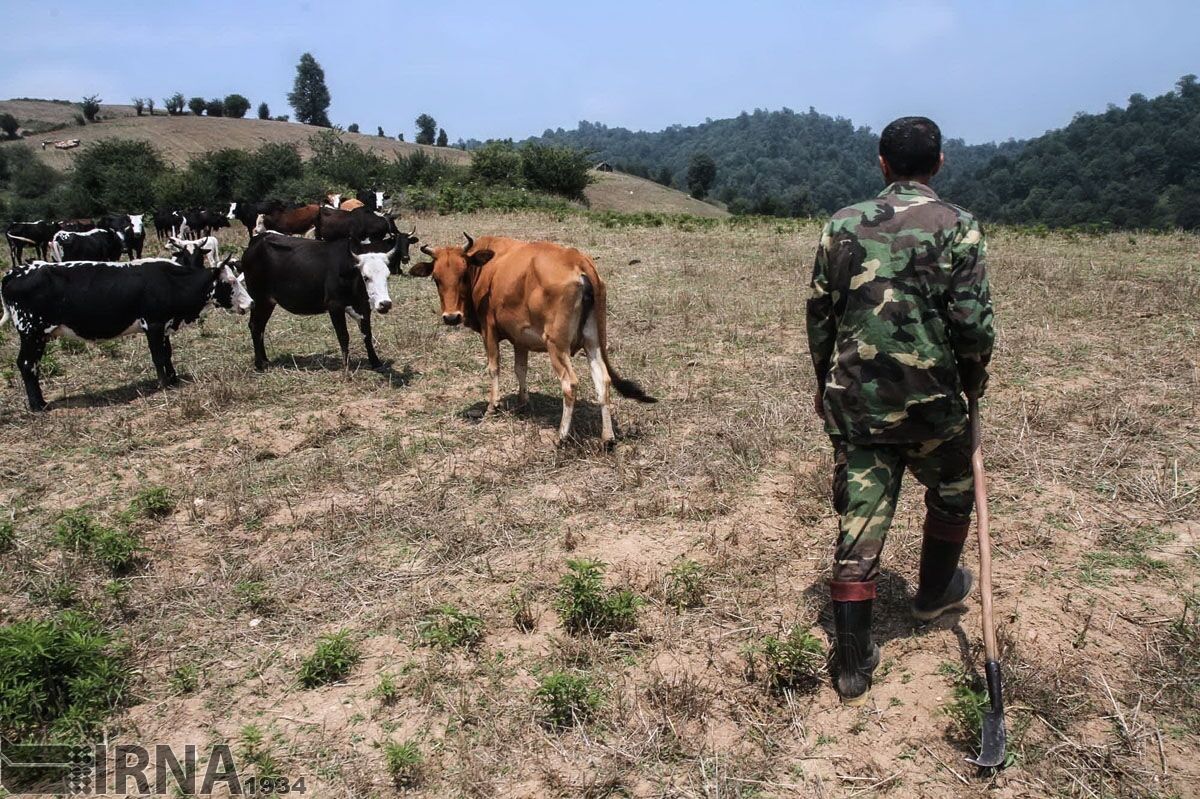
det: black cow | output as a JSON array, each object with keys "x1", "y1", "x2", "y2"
[
  {"x1": 184, "y1": 209, "x2": 230, "y2": 238},
  {"x1": 5, "y1": 221, "x2": 60, "y2": 264},
  {"x1": 314, "y1": 206, "x2": 399, "y2": 244},
  {"x1": 153, "y1": 210, "x2": 186, "y2": 242},
  {"x1": 1, "y1": 257, "x2": 253, "y2": 410},
  {"x1": 58, "y1": 218, "x2": 97, "y2": 233},
  {"x1": 98, "y1": 213, "x2": 146, "y2": 260},
  {"x1": 227, "y1": 200, "x2": 284, "y2": 240},
  {"x1": 50, "y1": 229, "x2": 125, "y2": 262},
  {"x1": 240, "y1": 233, "x2": 403, "y2": 371},
  {"x1": 354, "y1": 229, "x2": 420, "y2": 274},
  {"x1": 355, "y1": 189, "x2": 388, "y2": 212}
]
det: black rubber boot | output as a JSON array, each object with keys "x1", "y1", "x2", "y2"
[
  {"x1": 912, "y1": 517, "x2": 974, "y2": 622},
  {"x1": 832, "y1": 599, "x2": 880, "y2": 706}
]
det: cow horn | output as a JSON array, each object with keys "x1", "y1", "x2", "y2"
[
  {"x1": 462, "y1": 232, "x2": 474, "y2": 252},
  {"x1": 408, "y1": 224, "x2": 417, "y2": 237},
  {"x1": 420, "y1": 244, "x2": 435, "y2": 258}
]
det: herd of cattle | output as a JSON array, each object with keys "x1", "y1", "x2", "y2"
[{"x1": 0, "y1": 189, "x2": 654, "y2": 441}]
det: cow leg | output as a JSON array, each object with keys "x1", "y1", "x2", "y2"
[
  {"x1": 329, "y1": 310, "x2": 351, "y2": 369},
  {"x1": 357, "y1": 313, "x2": 383, "y2": 369},
  {"x1": 483, "y1": 326, "x2": 501, "y2": 414},
  {"x1": 546, "y1": 342, "x2": 578, "y2": 441},
  {"x1": 583, "y1": 324, "x2": 615, "y2": 443},
  {"x1": 250, "y1": 301, "x2": 276, "y2": 370},
  {"x1": 513, "y1": 344, "x2": 529, "y2": 408},
  {"x1": 161, "y1": 334, "x2": 178, "y2": 385},
  {"x1": 145, "y1": 323, "x2": 177, "y2": 387},
  {"x1": 17, "y1": 334, "x2": 49, "y2": 411}
]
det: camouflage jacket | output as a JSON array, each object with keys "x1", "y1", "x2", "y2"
[{"x1": 806, "y1": 181, "x2": 994, "y2": 444}]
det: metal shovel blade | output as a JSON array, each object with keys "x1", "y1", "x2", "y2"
[{"x1": 968, "y1": 659, "x2": 1007, "y2": 768}]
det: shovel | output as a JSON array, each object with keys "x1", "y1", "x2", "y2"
[{"x1": 967, "y1": 396, "x2": 1007, "y2": 769}]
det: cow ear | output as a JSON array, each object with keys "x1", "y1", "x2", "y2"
[
  {"x1": 408, "y1": 235, "x2": 419, "y2": 244},
  {"x1": 408, "y1": 261, "x2": 433, "y2": 278},
  {"x1": 467, "y1": 249, "x2": 494, "y2": 269}
]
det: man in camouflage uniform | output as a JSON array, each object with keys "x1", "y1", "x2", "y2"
[{"x1": 806, "y1": 117, "x2": 994, "y2": 706}]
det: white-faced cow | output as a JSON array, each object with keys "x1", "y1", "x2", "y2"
[
  {"x1": 409, "y1": 234, "x2": 656, "y2": 442},
  {"x1": 50, "y1": 228, "x2": 125, "y2": 263},
  {"x1": 168, "y1": 235, "x2": 222, "y2": 268},
  {"x1": 240, "y1": 233, "x2": 403, "y2": 371},
  {"x1": 6, "y1": 221, "x2": 60, "y2": 264},
  {"x1": 355, "y1": 190, "x2": 388, "y2": 213},
  {"x1": 98, "y1": 213, "x2": 146, "y2": 260},
  {"x1": 0, "y1": 256, "x2": 253, "y2": 410}
]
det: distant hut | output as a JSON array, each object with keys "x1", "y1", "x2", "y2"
[{"x1": 595, "y1": 161, "x2": 613, "y2": 172}]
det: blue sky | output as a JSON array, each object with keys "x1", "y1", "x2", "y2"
[{"x1": 2, "y1": 0, "x2": 1197, "y2": 144}]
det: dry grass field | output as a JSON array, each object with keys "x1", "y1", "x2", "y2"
[{"x1": 0, "y1": 213, "x2": 1197, "y2": 798}]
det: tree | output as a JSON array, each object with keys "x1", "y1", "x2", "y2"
[
  {"x1": 224, "y1": 94, "x2": 251, "y2": 118},
  {"x1": 471, "y1": 141, "x2": 522, "y2": 184},
  {"x1": 187, "y1": 97, "x2": 207, "y2": 116},
  {"x1": 436, "y1": 128, "x2": 448, "y2": 147},
  {"x1": 257, "y1": 102, "x2": 270, "y2": 120},
  {"x1": 686, "y1": 153, "x2": 717, "y2": 199},
  {"x1": 0, "y1": 113, "x2": 19, "y2": 140},
  {"x1": 80, "y1": 96, "x2": 101, "y2": 122},
  {"x1": 376, "y1": 126, "x2": 386, "y2": 137},
  {"x1": 655, "y1": 166, "x2": 673, "y2": 187},
  {"x1": 415, "y1": 114, "x2": 437, "y2": 145},
  {"x1": 288, "y1": 52, "x2": 332, "y2": 127},
  {"x1": 132, "y1": 98, "x2": 145, "y2": 116},
  {"x1": 398, "y1": 133, "x2": 404, "y2": 142},
  {"x1": 520, "y1": 144, "x2": 593, "y2": 199},
  {"x1": 205, "y1": 98, "x2": 225, "y2": 117},
  {"x1": 164, "y1": 93, "x2": 185, "y2": 115},
  {"x1": 146, "y1": 97, "x2": 155, "y2": 115},
  {"x1": 348, "y1": 123, "x2": 359, "y2": 133}
]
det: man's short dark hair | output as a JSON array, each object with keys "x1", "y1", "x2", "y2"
[{"x1": 879, "y1": 117, "x2": 942, "y2": 178}]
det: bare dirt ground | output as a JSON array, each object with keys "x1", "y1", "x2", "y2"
[{"x1": 0, "y1": 213, "x2": 1197, "y2": 798}]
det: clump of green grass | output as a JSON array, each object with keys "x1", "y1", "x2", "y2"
[
  {"x1": 58, "y1": 337, "x2": 87, "y2": 355},
  {"x1": 382, "y1": 739, "x2": 422, "y2": 787},
  {"x1": 555, "y1": 559, "x2": 641, "y2": 636},
  {"x1": 0, "y1": 520, "x2": 15, "y2": 551},
  {"x1": 665, "y1": 559, "x2": 706, "y2": 610},
  {"x1": 417, "y1": 604, "x2": 484, "y2": 650},
  {"x1": 130, "y1": 486, "x2": 174, "y2": 519},
  {"x1": 298, "y1": 631, "x2": 360, "y2": 688},
  {"x1": 239, "y1": 724, "x2": 282, "y2": 780},
  {"x1": 535, "y1": 671, "x2": 600, "y2": 729},
  {"x1": 745, "y1": 625, "x2": 825, "y2": 692},
  {"x1": 169, "y1": 663, "x2": 200, "y2": 695},
  {"x1": 0, "y1": 611, "x2": 128, "y2": 743},
  {"x1": 53, "y1": 509, "x2": 141, "y2": 574},
  {"x1": 938, "y1": 662, "x2": 991, "y2": 745},
  {"x1": 371, "y1": 673, "x2": 400, "y2": 705},
  {"x1": 234, "y1": 580, "x2": 274, "y2": 613}
]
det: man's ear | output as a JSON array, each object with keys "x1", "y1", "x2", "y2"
[
  {"x1": 408, "y1": 261, "x2": 433, "y2": 278},
  {"x1": 467, "y1": 249, "x2": 494, "y2": 269}
]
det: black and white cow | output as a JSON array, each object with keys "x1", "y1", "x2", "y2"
[
  {"x1": 153, "y1": 210, "x2": 187, "y2": 242},
  {"x1": 227, "y1": 200, "x2": 284, "y2": 241},
  {"x1": 355, "y1": 190, "x2": 388, "y2": 213},
  {"x1": 50, "y1": 229, "x2": 125, "y2": 262},
  {"x1": 0, "y1": 257, "x2": 253, "y2": 410},
  {"x1": 168, "y1": 235, "x2": 222, "y2": 268},
  {"x1": 184, "y1": 209, "x2": 230, "y2": 239},
  {"x1": 240, "y1": 233, "x2": 402, "y2": 371},
  {"x1": 5, "y1": 221, "x2": 60, "y2": 265},
  {"x1": 98, "y1": 213, "x2": 146, "y2": 260}
]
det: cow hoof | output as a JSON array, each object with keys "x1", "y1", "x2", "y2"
[
  {"x1": 255, "y1": 363, "x2": 269, "y2": 372},
  {"x1": 29, "y1": 403, "x2": 49, "y2": 413}
]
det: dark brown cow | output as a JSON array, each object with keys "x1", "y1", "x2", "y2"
[
  {"x1": 409, "y1": 233, "x2": 655, "y2": 442},
  {"x1": 262, "y1": 204, "x2": 321, "y2": 236}
]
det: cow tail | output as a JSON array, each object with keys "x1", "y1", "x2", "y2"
[
  {"x1": 582, "y1": 269, "x2": 657, "y2": 404},
  {"x1": 0, "y1": 292, "x2": 10, "y2": 329}
]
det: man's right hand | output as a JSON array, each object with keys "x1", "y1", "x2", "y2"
[{"x1": 960, "y1": 363, "x2": 989, "y2": 400}]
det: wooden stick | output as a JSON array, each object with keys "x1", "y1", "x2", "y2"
[{"x1": 971, "y1": 398, "x2": 999, "y2": 662}]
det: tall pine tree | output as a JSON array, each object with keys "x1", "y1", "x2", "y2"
[
  {"x1": 288, "y1": 53, "x2": 331, "y2": 127},
  {"x1": 415, "y1": 114, "x2": 437, "y2": 145}
]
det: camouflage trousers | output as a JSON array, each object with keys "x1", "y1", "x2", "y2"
[{"x1": 830, "y1": 419, "x2": 974, "y2": 586}]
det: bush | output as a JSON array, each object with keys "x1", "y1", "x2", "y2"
[
  {"x1": 152, "y1": 168, "x2": 216, "y2": 213},
  {"x1": 298, "y1": 631, "x2": 360, "y2": 687},
  {"x1": 257, "y1": 102, "x2": 270, "y2": 120},
  {"x1": 131, "y1": 97, "x2": 144, "y2": 116},
  {"x1": 205, "y1": 98, "x2": 225, "y2": 117},
  {"x1": 11, "y1": 150, "x2": 61, "y2": 199},
  {"x1": 0, "y1": 112, "x2": 18, "y2": 140},
  {"x1": 745, "y1": 625, "x2": 824, "y2": 692},
  {"x1": 236, "y1": 142, "x2": 303, "y2": 200},
  {"x1": 347, "y1": 122, "x2": 359, "y2": 133},
  {"x1": 383, "y1": 740, "x2": 422, "y2": 787},
  {"x1": 665, "y1": 559, "x2": 706, "y2": 610},
  {"x1": 223, "y1": 93, "x2": 251, "y2": 118},
  {"x1": 535, "y1": 671, "x2": 600, "y2": 729},
  {"x1": 521, "y1": 144, "x2": 593, "y2": 199},
  {"x1": 270, "y1": 173, "x2": 327, "y2": 206},
  {"x1": 71, "y1": 139, "x2": 166, "y2": 214},
  {"x1": 391, "y1": 149, "x2": 459, "y2": 187},
  {"x1": 189, "y1": 148, "x2": 251, "y2": 202},
  {"x1": 130, "y1": 486, "x2": 174, "y2": 518},
  {"x1": 0, "y1": 611, "x2": 128, "y2": 743},
  {"x1": 307, "y1": 130, "x2": 388, "y2": 190},
  {"x1": 187, "y1": 97, "x2": 207, "y2": 116},
  {"x1": 470, "y1": 140, "x2": 523, "y2": 185},
  {"x1": 164, "y1": 93, "x2": 185, "y2": 116},
  {"x1": 80, "y1": 95, "x2": 101, "y2": 122},
  {"x1": 54, "y1": 509, "x2": 142, "y2": 575},
  {"x1": 555, "y1": 559, "x2": 641, "y2": 636},
  {"x1": 417, "y1": 604, "x2": 484, "y2": 650}
]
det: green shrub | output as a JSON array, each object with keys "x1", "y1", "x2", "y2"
[
  {"x1": 307, "y1": 130, "x2": 388, "y2": 191},
  {"x1": 555, "y1": 559, "x2": 641, "y2": 636},
  {"x1": 371, "y1": 673, "x2": 400, "y2": 705},
  {"x1": 535, "y1": 671, "x2": 600, "y2": 729},
  {"x1": 53, "y1": 510, "x2": 141, "y2": 574},
  {"x1": 382, "y1": 740, "x2": 422, "y2": 787},
  {"x1": 470, "y1": 140, "x2": 524, "y2": 185},
  {"x1": 520, "y1": 143, "x2": 593, "y2": 199},
  {"x1": 131, "y1": 486, "x2": 174, "y2": 518},
  {"x1": 70, "y1": 139, "x2": 166, "y2": 214},
  {"x1": 746, "y1": 625, "x2": 825, "y2": 692},
  {"x1": 223, "y1": 94, "x2": 251, "y2": 118},
  {"x1": 234, "y1": 580, "x2": 274, "y2": 613},
  {"x1": 169, "y1": 663, "x2": 200, "y2": 694},
  {"x1": 665, "y1": 559, "x2": 706, "y2": 610},
  {"x1": 187, "y1": 97, "x2": 207, "y2": 116},
  {"x1": 188, "y1": 149, "x2": 251, "y2": 202},
  {"x1": 417, "y1": 604, "x2": 484, "y2": 650},
  {"x1": 0, "y1": 112, "x2": 18, "y2": 139},
  {"x1": 57, "y1": 337, "x2": 86, "y2": 355},
  {"x1": 80, "y1": 95, "x2": 101, "y2": 122},
  {"x1": 239, "y1": 724, "x2": 282, "y2": 780},
  {"x1": 0, "y1": 611, "x2": 128, "y2": 743},
  {"x1": 205, "y1": 98, "x2": 224, "y2": 117},
  {"x1": 298, "y1": 631, "x2": 360, "y2": 687}
]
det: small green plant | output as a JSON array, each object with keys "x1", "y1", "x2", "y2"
[
  {"x1": 535, "y1": 671, "x2": 600, "y2": 729},
  {"x1": 298, "y1": 631, "x2": 360, "y2": 688},
  {"x1": 169, "y1": 663, "x2": 200, "y2": 695},
  {"x1": 58, "y1": 337, "x2": 87, "y2": 355},
  {"x1": 509, "y1": 585, "x2": 536, "y2": 632},
  {"x1": 54, "y1": 510, "x2": 141, "y2": 575},
  {"x1": 746, "y1": 625, "x2": 825, "y2": 692},
  {"x1": 417, "y1": 604, "x2": 484, "y2": 650},
  {"x1": 941, "y1": 666, "x2": 991, "y2": 744},
  {"x1": 555, "y1": 559, "x2": 641, "y2": 636},
  {"x1": 97, "y1": 341, "x2": 122, "y2": 359},
  {"x1": 239, "y1": 724, "x2": 282, "y2": 780},
  {"x1": 382, "y1": 739, "x2": 422, "y2": 787},
  {"x1": 44, "y1": 579, "x2": 78, "y2": 608},
  {"x1": 665, "y1": 559, "x2": 706, "y2": 609},
  {"x1": 234, "y1": 580, "x2": 273, "y2": 613},
  {"x1": 131, "y1": 486, "x2": 174, "y2": 518},
  {"x1": 371, "y1": 673, "x2": 400, "y2": 705},
  {"x1": 0, "y1": 521, "x2": 15, "y2": 551}
]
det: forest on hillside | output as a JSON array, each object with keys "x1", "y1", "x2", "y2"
[{"x1": 533, "y1": 75, "x2": 1200, "y2": 229}]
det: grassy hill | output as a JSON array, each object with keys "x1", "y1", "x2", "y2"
[{"x1": 0, "y1": 99, "x2": 727, "y2": 217}]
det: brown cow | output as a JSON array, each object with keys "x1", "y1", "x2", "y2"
[
  {"x1": 339, "y1": 198, "x2": 365, "y2": 211},
  {"x1": 262, "y1": 204, "x2": 320, "y2": 236},
  {"x1": 409, "y1": 233, "x2": 655, "y2": 442}
]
